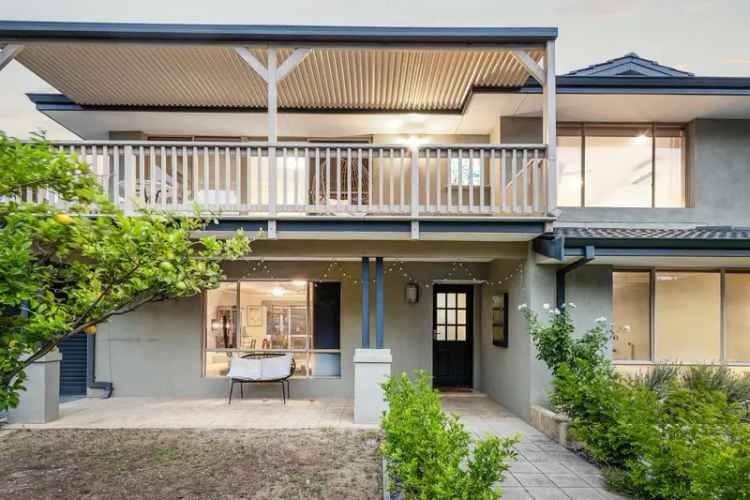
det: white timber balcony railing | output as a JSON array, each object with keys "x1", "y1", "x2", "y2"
[{"x1": 30, "y1": 141, "x2": 549, "y2": 218}]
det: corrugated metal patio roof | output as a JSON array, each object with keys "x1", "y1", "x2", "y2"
[
  {"x1": 1, "y1": 20, "x2": 553, "y2": 112},
  {"x1": 14, "y1": 45, "x2": 543, "y2": 110}
]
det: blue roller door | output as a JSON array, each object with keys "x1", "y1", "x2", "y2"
[{"x1": 58, "y1": 333, "x2": 88, "y2": 396}]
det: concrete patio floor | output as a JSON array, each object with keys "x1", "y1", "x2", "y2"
[{"x1": 4, "y1": 393, "x2": 627, "y2": 499}]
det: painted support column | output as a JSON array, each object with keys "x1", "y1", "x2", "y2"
[
  {"x1": 8, "y1": 348, "x2": 61, "y2": 424},
  {"x1": 543, "y1": 39, "x2": 558, "y2": 213},
  {"x1": 375, "y1": 256, "x2": 384, "y2": 349},
  {"x1": 267, "y1": 48, "x2": 278, "y2": 219},
  {"x1": 361, "y1": 257, "x2": 370, "y2": 348}
]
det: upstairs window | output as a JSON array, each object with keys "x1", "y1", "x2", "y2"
[{"x1": 558, "y1": 124, "x2": 686, "y2": 208}]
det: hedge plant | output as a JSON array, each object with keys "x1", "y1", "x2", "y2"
[
  {"x1": 521, "y1": 303, "x2": 750, "y2": 500},
  {"x1": 380, "y1": 370, "x2": 518, "y2": 500}
]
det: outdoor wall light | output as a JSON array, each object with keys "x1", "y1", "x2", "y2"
[{"x1": 405, "y1": 282, "x2": 420, "y2": 304}]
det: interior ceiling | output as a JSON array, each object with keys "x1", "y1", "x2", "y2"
[
  {"x1": 45, "y1": 92, "x2": 750, "y2": 140},
  {"x1": 16, "y1": 43, "x2": 542, "y2": 111}
]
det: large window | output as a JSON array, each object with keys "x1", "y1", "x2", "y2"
[
  {"x1": 558, "y1": 124, "x2": 686, "y2": 208},
  {"x1": 204, "y1": 280, "x2": 341, "y2": 378},
  {"x1": 612, "y1": 270, "x2": 750, "y2": 363}
]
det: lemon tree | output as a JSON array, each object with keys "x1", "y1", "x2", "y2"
[{"x1": 0, "y1": 134, "x2": 249, "y2": 410}]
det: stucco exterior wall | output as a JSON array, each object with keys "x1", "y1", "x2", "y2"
[
  {"x1": 94, "y1": 259, "x2": 490, "y2": 399},
  {"x1": 500, "y1": 117, "x2": 750, "y2": 227}
]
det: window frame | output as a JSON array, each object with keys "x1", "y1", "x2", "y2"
[
  {"x1": 201, "y1": 279, "x2": 342, "y2": 379},
  {"x1": 612, "y1": 268, "x2": 750, "y2": 366},
  {"x1": 559, "y1": 122, "x2": 688, "y2": 208}
]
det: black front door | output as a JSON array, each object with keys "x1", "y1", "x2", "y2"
[{"x1": 432, "y1": 284, "x2": 473, "y2": 388}]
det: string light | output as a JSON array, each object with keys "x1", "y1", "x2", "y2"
[{"x1": 242, "y1": 259, "x2": 525, "y2": 291}]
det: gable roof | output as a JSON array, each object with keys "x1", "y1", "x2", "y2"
[{"x1": 565, "y1": 52, "x2": 694, "y2": 77}]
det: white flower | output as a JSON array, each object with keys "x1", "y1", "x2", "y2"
[
  {"x1": 517, "y1": 303, "x2": 528, "y2": 311},
  {"x1": 595, "y1": 316, "x2": 608, "y2": 323},
  {"x1": 568, "y1": 302, "x2": 577, "y2": 309},
  {"x1": 552, "y1": 308, "x2": 561, "y2": 315},
  {"x1": 543, "y1": 303, "x2": 550, "y2": 310}
]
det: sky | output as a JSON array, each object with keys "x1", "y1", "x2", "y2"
[{"x1": 1, "y1": 0, "x2": 749, "y2": 139}]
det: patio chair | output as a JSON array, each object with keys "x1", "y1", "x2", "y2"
[{"x1": 227, "y1": 352, "x2": 296, "y2": 404}]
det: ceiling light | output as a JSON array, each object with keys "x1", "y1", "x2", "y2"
[
  {"x1": 271, "y1": 287, "x2": 286, "y2": 297},
  {"x1": 397, "y1": 135, "x2": 430, "y2": 151},
  {"x1": 634, "y1": 134, "x2": 650, "y2": 145}
]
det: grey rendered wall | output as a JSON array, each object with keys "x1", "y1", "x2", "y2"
[
  {"x1": 95, "y1": 260, "x2": 488, "y2": 399},
  {"x1": 500, "y1": 117, "x2": 750, "y2": 227},
  {"x1": 480, "y1": 258, "x2": 531, "y2": 419}
]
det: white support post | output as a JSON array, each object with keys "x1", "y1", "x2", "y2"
[
  {"x1": 123, "y1": 145, "x2": 136, "y2": 214},
  {"x1": 0, "y1": 44, "x2": 23, "y2": 72},
  {"x1": 410, "y1": 146, "x2": 420, "y2": 217},
  {"x1": 542, "y1": 40, "x2": 558, "y2": 213},
  {"x1": 267, "y1": 48, "x2": 278, "y2": 219},
  {"x1": 234, "y1": 46, "x2": 310, "y2": 222},
  {"x1": 510, "y1": 48, "x2": 545, "y2": 85}
]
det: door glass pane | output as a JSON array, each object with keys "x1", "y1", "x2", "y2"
[
  {"x1": 585, "y1": 126, "x2": 652, "y2": 207},
  {"x1": 654, "y1": 272, "x2": 721, "y2": 362},
  {"x1": 457, "y1": 309, "x2": 466, "y2": 325},
  {"x1": 447, "y1": 293, "x2": 456, "y2": 308},
  {"x1": 437, "y1": 309, "x2": 446, "y2": 324},
  {"x1": 447, "y1": 309, "x2": 456, "y2": 325},
  {"x1": 205, "y1": 282, "x2": 238, "y2": 349},
  {"x1": 654, "y1": 127, "x2": 685, "y2": 208},
  {"x1": 447, "y1": 326, "x2": 456, "y2": 341},
  {"x1": 457, "y1": 293, "x2": 466, "y2": 308},
  {"x1": 557, "y1": 132, "x2": 583, "y2": 207},
  {"x1": 436, "y1": 293, "x2": 446, "y2": 307},
  {"x1": 612, "y1": 271, "x2": 651, "y2": 361},
  {"x1": 726, "y1": 273, "x2": 750, "y2": 362},
  {"x1": 457, "y1": 326, "x2": 466, "y2": 341},
  {"x1": 436, "y1": 325, "x2": 446, "y2": 341}
]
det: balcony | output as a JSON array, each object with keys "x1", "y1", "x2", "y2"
[{"x1": 38, "y1": 141, "x2": 548, "y2": 219}]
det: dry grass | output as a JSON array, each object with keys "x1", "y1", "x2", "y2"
[{"x1": 0, "y1": 428, "x2": 382, "y2": 500}]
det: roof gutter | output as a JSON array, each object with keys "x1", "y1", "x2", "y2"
[{"x1": 0, "y1": 20, "x2": 557, "y2": 46}]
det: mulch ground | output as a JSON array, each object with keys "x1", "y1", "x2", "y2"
[{"x1": 0, "y1": 428, "x2": 382, "y2": 500}]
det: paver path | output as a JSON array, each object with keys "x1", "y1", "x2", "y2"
[{"x1": 442, "y1": 394, "x2": 629, "y2": 500}]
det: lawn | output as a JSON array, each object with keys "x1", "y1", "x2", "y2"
[{"x1": 0, "y1": 428, "x2": 382, "y2": 499}]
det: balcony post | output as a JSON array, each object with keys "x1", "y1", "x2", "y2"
[
  {"x1": 375, "y1": 256, "x2": 384, "y2": 349},
  {"x1": 410, "y1": 147, "x2": 419, "y2": 217},
  {"x1": 267, "y1": 48, "x2": 278, "y2": 219},
  {"x1": 122, "y1": 145, "x2": 136, "y2": 214},
  {"x1": 361, "y1": 257, "x2": 370, "y2": 348},
  {"x1": 543, "y1": 40, "x2": 557, "y2": 213}
]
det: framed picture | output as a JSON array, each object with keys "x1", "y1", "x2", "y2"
[
  {"x1": 246, "y1": 305, "x2": 262, "y2": 327},
  {"x1": 492, "y1": 293, "x2": 509, "y2": 348}
]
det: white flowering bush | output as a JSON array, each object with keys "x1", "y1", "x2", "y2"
[{"x1": 518, "y1": 302, "x2": 611, "y2": 377}]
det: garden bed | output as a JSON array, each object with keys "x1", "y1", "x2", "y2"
[{"x1": 0, "y1": 428, "x2": 382, "y2": 499}]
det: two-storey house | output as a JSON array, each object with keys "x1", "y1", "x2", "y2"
[{"x1": 2, "y1": 21, "x2": 749, "y2": 422}]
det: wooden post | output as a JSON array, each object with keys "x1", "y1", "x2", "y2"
[
  {"x1": 543, "y1": 40, "x2": 557, "y2": 213},
  {"x1": 361, "y1": 257, "x2": 370, "y2": 348},
  {"x1": 410, "y1": 146, "x2": 419, "y2": 217},
  {"x1": 375, "y1": 257, "x2": 384, "y2": 349},
  {"x1": 123, "y1": 145, "x2": 136, "y2": 214},
  {"x1": 267, "y1": 48, "x2": 278, "y2": 219}
]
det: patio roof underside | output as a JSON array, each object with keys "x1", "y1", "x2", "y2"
[{"x1": 14, "y1": 44, "x2": 543, "y2": 111}]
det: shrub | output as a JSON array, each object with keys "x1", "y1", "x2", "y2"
[
  {"x1": 521, "y1": 307, "x2": 750, "y2": 499},
  {"x1": 682, "y1": 365, "x2": 750, "y2": 417},
  {"x1": 628, "y1": 363, "x2": 680, "y2": 399},
  {"x1": 380, "y1": 371, "x2": 518, "y2": 500}
]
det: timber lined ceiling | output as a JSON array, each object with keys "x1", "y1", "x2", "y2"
[{"x1": 16, "y1": 44, "x2": 543, "y2": 111}]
